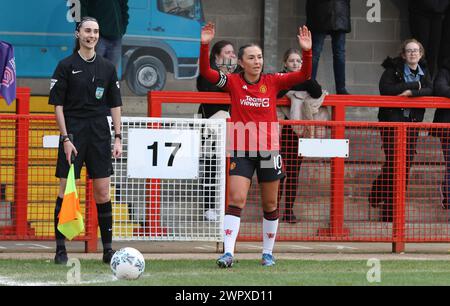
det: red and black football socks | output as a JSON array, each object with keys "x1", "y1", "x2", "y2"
[
  {"x1": 263, "y1": 209, "x2": 279, "y2": 255},
  {"x1": 223, "y1": 205, "x2": 242, "y2": 256}
]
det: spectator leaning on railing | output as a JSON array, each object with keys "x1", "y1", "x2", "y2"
[
  {"x1": 276, "y1": 48, "x2": 323, "y2": 224},
  {"x1": 432, "y1": 57, "x2": 450, "y2": 209},
  {"x1": 368, "y1": 38, "x2": 433, "y2": 222}
]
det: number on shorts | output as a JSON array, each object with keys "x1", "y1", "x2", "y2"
[{"x1": 273, "y1": 154, "x2": 282, "y2": 171}]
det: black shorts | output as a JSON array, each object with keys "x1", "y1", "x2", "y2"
[
  {"x1": 229, "y1": 151, "x2": 285, "y2": 183},
  {"x1": 56, "y1": 116, "x2": 113, "y2": 179}
]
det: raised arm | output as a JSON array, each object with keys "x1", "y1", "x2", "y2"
[
  {"x1": 199, "y1": 22, "x2": 225, "y2": 87},
  {"x1": 297, "y1": 25, "x2": 312, "y2": 52},
  {"x1": 276, "y1": 26, "x2": 313, "y2": 90}
]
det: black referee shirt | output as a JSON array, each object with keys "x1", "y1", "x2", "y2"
[{"x1": 49, "y1": 52, "x2": 122, "y2": 118}]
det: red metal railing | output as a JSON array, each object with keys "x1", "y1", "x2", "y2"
[
  {"x1": 148, "y1": 91, "x2": 450, "y2": 253},
  {"x1": 0, "y1": 88, "x2": 97, "y2": 252},
  {"x1": 3, "y1": 88, "x2": 450, "y2": 254}
]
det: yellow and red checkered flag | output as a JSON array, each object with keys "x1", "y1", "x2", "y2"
[{"x1": 57, "y1": 163, "x2": 84, "y2": 240}]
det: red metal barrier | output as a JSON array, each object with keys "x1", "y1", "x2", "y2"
[
  {"x1": 15, "y1": 88, "x2": 32, "y2": 236},
  {"x1": 2, "y1": 89, "x2": 450, "y2": 254},
  {"x1": 148, "y1": 91, "x2": 450, "y2": 253},
  {"x1": 0, "y1": 88, "x2": 97, "y2": 252},
  {"x1": 0, "y1": 88, "x2": 34, "y2": 237}
]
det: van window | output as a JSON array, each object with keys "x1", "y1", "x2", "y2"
[{"x1": 158, "y1": 0, "x2": 201, "y2": 20}]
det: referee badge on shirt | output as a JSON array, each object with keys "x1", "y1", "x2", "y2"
[
  {"x1": 95, "y1": 87, "x2": 105, "y2": 99},
  {"x1": 50, "y1": 79, "x2": 58, "y2": 90}
]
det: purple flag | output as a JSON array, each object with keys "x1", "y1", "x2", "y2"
[{"x1": 0, "y1": 41, "x2": 16, "y2": 105}]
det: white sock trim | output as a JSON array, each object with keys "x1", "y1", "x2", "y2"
[
  {"x1": 262, "y1": 218, "x2": 278, "y2": 255},
  {"x1": 223, "y1": 215, "x2": 241, "y2": 256}
]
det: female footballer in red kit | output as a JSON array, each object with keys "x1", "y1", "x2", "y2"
[{"x1": 200, "y1": 22, "x2": 312, "y2": 267}]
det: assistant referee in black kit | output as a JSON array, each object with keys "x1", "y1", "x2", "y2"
[{"x1": 49, "y1": 17, "x2": 123, "y2": 265}]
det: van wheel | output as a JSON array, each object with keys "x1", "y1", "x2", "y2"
[{"x1": 127, "y1": 56, "x2": 166, "y2": 96}]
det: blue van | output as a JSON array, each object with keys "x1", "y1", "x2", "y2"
[{"x1": 0, "y1": 0, "x2": 204, "y2": 95}]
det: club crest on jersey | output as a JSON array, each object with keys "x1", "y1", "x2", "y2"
[
  {"x1": 95, "y1": 87, "x2": 105, "y2": 99},
  {"x1": 230, "y1": 162, "x2": 237, "y2": 171},
  {"x1": 259, "y1": 85, "x2": 267, "y2": 94}
]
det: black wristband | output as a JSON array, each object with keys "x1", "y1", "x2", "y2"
[
  {"x1": 60, "y1": 135, "x2": 70, "y2": 143},
  {"x1": 114, "y1": 134, "x2": 122, "y2": 140}
]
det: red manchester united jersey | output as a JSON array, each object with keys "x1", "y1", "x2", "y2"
[{"x1": 200, "y1": 44, "x2": 312, "y2": 152}]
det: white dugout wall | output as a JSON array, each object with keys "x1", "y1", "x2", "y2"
[{"x1": 109, "y1": 117, "x2": 227, "y2": 241}]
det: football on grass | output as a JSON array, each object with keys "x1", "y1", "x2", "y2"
[{"x1": 110, "y1": 247, "x2": 145, "y2": 280}]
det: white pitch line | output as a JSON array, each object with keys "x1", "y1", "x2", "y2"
[
  {"x1": 0, "y1": 246, "x2": 6, "y2": 249},
  {"x1": 194, "y1": 247, "x2": 208, "y2": 250},
  {"x1": 200, "y1": 245, "x2": 216, "y2": 249},
  {"x1": 0, "y1": 276, "x2": 117, "y2": 286},
  {"x1": 245, "y1": 245, "x2": 263, "y2": 250},
  {"x1": 289, "y1": 245, "x2": 314, "y2": 250},
  {"x1": 318, "y1": 244, "x2": 358, "y2": 250},
  {"x1": 15, "y1": 243, "x2": 52, "y2": 249},
  {"x1": 195, "y1": 245, "x2": 219, "y2": 250}
]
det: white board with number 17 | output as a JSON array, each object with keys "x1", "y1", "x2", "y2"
[{"x1": 127, "y1": 129, "x2": 200, "y2": 179}]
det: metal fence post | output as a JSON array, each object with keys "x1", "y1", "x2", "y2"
[{"x1": 392, "y1": 125, "x2": 406, "y2": 253}]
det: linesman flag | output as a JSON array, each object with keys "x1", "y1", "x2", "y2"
[{"x1": 57, "y1": 164, "x2": 85, "y2": 240}]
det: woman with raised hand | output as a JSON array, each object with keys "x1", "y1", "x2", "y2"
[{"x1": 200, "y1": 22, "x2": 312, "y2": 267}]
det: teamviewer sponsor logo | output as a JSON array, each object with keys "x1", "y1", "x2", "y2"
[{"x1": 240, "y1": 96, "x2": 270, "y2": 108}]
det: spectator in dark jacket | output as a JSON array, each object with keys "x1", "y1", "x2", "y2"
[
  {"x1": 369, "y1": 39, "x2": 433, "y2": 222},
  {"x1": 306, "y1": 0, "x2": 351, "y2": 94},
  {"x1": 196, "y1": 40, "x2": 236, "y2": 117},
  {"x1": 196, "y1": 40, "x2": 237, "y2": 221},
  {"x1": 432, "y1": 58, "x2": 450, "y2": 209},
  {"x1": 277, "y1": 48, "x2": 322, "y2": 223},
  {"x1": 81, "y1": 0, "x2": 129, "y2": 70},
  {"x1": 409, "y1": 0, "x2": 450, "y2": 78},
  {"x1": 439, "y1": 8, "x2": 450, "y2": 69}
]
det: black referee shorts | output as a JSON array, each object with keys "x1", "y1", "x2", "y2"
[
  {"x1": 229, "y1": 151, "x2": 285, "y2": 183},
  {"x1": 56, "y1": 116, "x2": 113, "y2": 179}
]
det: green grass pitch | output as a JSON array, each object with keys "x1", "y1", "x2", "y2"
[{"x1": 1, "y1": 259, "x2": 450, "y2": 286}]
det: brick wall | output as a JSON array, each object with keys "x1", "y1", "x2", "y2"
[{"x1": 204, "y1": 0, "x2": 423, "y2": 121}]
